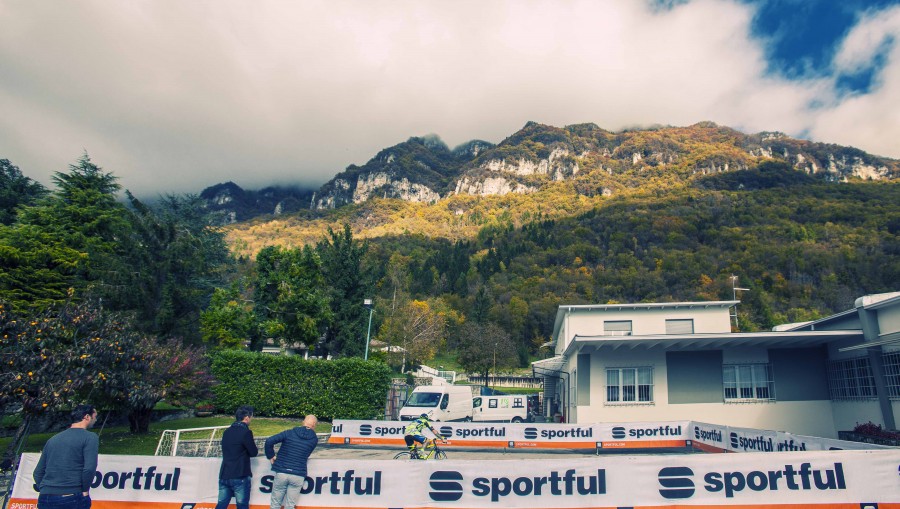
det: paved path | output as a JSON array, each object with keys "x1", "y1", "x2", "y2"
[{"x1": 309, "y1": 444, "x2": 691, "y2": 460}]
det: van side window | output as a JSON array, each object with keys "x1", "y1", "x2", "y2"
[
  {"x1": 489, "y1": 398, "x2": 498, "y2": 408},
  {"x1": 440, "y1": 394, "x2": 449, "y2": 410},
  {"x1": 473, "y1": 397, "x2": 482, "y2": 408}
]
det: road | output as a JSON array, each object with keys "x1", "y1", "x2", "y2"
[{"x1": 309, "y1": 443, "x2": 692, "y2": 460}]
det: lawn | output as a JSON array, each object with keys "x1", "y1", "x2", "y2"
[{"x1": 0, "y1": 415, "x2": 331, "y2": 456}]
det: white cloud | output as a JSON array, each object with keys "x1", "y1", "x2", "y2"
[
  {"x1": 809, "y1": 5, "x2": 900, "y2": 159},
  {"x1": 0, "y1": 0, "x2": 896, "y2": 196}
]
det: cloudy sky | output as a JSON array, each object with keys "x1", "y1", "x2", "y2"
[{"x1": 1, "y1": 0, "x2": 899, "y2": 197}]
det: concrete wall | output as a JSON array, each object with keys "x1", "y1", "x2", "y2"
[
  {"x1": 879, "y1": 305, "x2": 900, "y2": 336},
  {"x1": 563, "y1": 306, "x2": 732, "y2": 338},
  {"x1": 573, "y1": 346, "x2": 840, "y2": 437}
]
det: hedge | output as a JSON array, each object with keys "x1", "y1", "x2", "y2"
[{"x1": 210, "y1": 350, "x2": 393, "y2": 421}]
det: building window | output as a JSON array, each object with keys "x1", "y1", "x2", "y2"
[
  {"x1": 883, "y1": 352, "x2": 900, "y2": 399},
  {"x1": 606, "y1": 367, "x2": 653, "y2": 403},
  {"x1": 603, "y1": 320, "x2": 632, "y2": 336},
  {"x1": 827, "y1": 357, "x2": 877, "y2": 401},
  {"x1": 665, "y1": 319, "x2": 694, "y2": 334},
  {"x1": 723, "y1": 364, "x2": 775, "y2": 401}
]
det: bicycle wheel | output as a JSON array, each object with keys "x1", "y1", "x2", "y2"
[
  {"x1": 393, "y1": 451, "x2": 414, "y2": 460},
  {"x1": 434, "y1": 450, "x2": 448, "y2": 460}
]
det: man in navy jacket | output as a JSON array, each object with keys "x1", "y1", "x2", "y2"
[
  {"x1": 215, "y1": 406, "x2": 258, "y2": 509},
  {"x1": 264, "y1": 415, "x2": 318, "y2": 509}
]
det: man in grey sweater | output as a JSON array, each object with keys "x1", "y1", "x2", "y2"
[
  {"x1": 264, "y1": 415, "x2": 318, "y2": 509},
  {"x1": 33, "y1": 405, "x2": 99, "y2": 509}
]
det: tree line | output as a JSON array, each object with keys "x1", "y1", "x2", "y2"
[{"x1": 2, "y1": 154, "x2": 898, "y2": 455}]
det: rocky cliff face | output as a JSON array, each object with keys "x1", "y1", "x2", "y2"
[
  {"x1": 200, "y1": 182, "x2": 314, "y2": 224},
  {"x1": 308, "y1": 122, "x2": 899, "y2": 210}
]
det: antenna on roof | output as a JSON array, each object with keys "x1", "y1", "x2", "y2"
[{"x1": 730, "y1": 275, "x2": 750, "y2": 331}]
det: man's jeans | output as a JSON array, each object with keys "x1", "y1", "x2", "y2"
[
  {"x1": 270, "y1": 472, "x2": 307, "y2": 509},
  {"x1": 215, "y1": 477, "x2": 251, "y2": 509},
  {"x1": 37, "y1": 493, "x2": 91, "y2": 509}
]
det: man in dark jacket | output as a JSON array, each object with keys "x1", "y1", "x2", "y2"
[
  {"x1": 264, "y1": 415, "x2": 318, "y2": 509},
  {"x1": 33, "y1": 405, "x2": 99, "y2": 509},
  {"x1": 215, "y1": 406, "x2": 258, "y2": 509}
]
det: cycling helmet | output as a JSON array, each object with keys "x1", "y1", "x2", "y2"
[{"x1": 420, "y1": 413, "x2": 429, "y2": 419}]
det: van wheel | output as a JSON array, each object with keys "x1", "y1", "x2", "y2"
[{"x1": 511, "y1": 417, "x2": 523, "y2": 423}]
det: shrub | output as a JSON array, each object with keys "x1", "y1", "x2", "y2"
[
  {"x1": 852, "y1": 421, "x2": 900, "y2": 440},
  {"x1": 210, "y1": 350, "x2": 392, "y2": 421}
]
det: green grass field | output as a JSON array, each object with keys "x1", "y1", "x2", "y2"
[{"x1": 0, "y1": 416, "x2": 331, "y2": 456}]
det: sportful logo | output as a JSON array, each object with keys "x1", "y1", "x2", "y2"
[
  {"x1": 358, "y1": 424, "x2": 405, "y2": 437},
  {"x1": 658, "y1": 463, "x2": 846, "y2": 499},
  {"x1": 730, "y1": 432, "x2": 774, "y2": 452},
  {"x1": 429, "y1": 469, "x2": 606, "y2": 503},
  {"x1": 260, "y1": 470, "x2": 382, "y2": 496},
  {"x1": 658, "y1": 467, "x2": 695, "y2": 499},
  {"x1": 91, "y1": 466, "x2": 180, "y2": 491},
  {"x1": 613, "y1": 425, "x2": 682, "y2": 439},
  {"x1": 429, "y1": 471, "x2": 464, "y2": 501},
  {"x1": 453, "y1": 426, "x2": 507, "y2": 438},
  {"x1": 528, "y1": 428, "x2": 594, "y2": 440},
  {"x1": 694, "y1": 426, "x2": 723, "y2": 443},
  {"x1": 440, "y1": 426, "x2": 453, "y2": 437},
  {"x1": 777, "y1": 438, "x2": 808, "y2": 451}
]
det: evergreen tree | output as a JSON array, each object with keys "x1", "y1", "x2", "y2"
[
  {"x1": 253, "y1": 245, "x2": 332, "y2": 352},
  {"x1": 316, "y1": 224, "x2": 372, "y2": 358},
  {"x1": 119, "y1": 192, "x2": 231, "y2": 340},
  {"x1": 0, "y1": 159, "x2": 47, "y2": 225}
]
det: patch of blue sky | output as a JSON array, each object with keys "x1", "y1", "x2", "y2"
[
  {"x1": 652, "y1": 0, "x2": 900, "y2": 94},
  {"x1": 835, "y1": 35, "x2": 894, "y2": 95}
]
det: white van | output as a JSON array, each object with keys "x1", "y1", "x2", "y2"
[
  {"x1": 472, "y1": 394, "x2": 531, "y2": 423},
  {"x1": 399, "y1": 384, "x2": 474, "y2": 422}
]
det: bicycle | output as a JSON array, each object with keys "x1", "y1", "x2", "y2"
[{"x1": 393, "y1": 437, "x2": 448, "y2": 460}]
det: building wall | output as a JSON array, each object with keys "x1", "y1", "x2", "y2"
[
  {"x1": 879, "y1": 305, "x2": 900, "y2": 336},
  {"x1": 561, "y1": 306, "x2": 732, "y2": 342},
  {"x1": 832, "y1": 401, "x2": 883, "y2": 432},
  {"x1": 574, "y1": 346, "x2": 840, "y2": 437}
]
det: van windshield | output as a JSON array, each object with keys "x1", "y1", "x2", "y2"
[{"x1": 405, "y1": 392, "x2": 441, "y2": 407}]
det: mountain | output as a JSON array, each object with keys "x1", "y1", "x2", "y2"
[
  {"x1": 199, "y1": 182, "x2": 315, "y2": 224},
  {"x1": 312, "y1": 135, "x2": 494, "y2": 209},
  {"x1": 311, "y1": 121, "x2": 899, "y2": 210},
  {"x1": 217, "y1": 121, "x2": 899, "y2": 338}
]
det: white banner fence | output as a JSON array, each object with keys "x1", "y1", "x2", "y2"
[
  {"x1": 328, "y1": 419, "x2": 891, "y2": 452},
  {"x1": 11, "y1": 450, "x2": 900, "y2": 509}
]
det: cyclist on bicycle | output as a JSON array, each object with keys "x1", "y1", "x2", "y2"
[{"x1": 403, "y1": 412, "x2": 444, "y2": 459}]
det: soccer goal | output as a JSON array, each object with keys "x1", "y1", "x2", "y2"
[{"x1": 155, "y1": 425, "x2": 229, "y2": 457}]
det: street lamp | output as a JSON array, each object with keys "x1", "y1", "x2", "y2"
[{"x1": 363, "y1": 298, "x2": 374, "y2": 360}]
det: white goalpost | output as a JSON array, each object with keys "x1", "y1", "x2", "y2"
[{"x1": 155, "y1": 425, "x2": 229, "y2": 457}]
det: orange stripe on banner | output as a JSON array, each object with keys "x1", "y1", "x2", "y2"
[
  {"x1": 634, "y1": 505, "x2": 896, "y2": 509},
  {"x1": 6, "y1": 498, "x2": 37, "y2": 509},
  {"x1": 600, "y1": 439, "x2": 687, "y2": 449},
  {"x1": 442, "y1": 440, "x2": 509, "y2": 448},
  {"x1": 512, "y1": 441, "x2": 598, "y2": 449},
  {"x1": 93, "y1": 502, "x2": 199, "y2": 509},
  {"x1": 691, "y1": 441, "x2": 728, "y2": 453},
  {"x1": 14, "y1": 500, "x2": 900, "y2": 509}
]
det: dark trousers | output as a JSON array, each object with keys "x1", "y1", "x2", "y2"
[{"x1": 37, "y1": 493, "x2": 91, "y2": 509}]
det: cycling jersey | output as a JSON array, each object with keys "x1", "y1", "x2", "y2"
[{"x1": 404, "y1": 416, "x2": 433, "y2": 436}]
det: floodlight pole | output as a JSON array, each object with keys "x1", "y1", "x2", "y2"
[{"x1": 364, "y1": 299, "x2": 374, "y2": 360}]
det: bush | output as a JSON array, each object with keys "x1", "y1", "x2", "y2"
[
  {"x1": 210, "y1": 351, "x2": 392, "y2": 421},
  {"x1": 852, "y1": 421, "x2": 900, "y2": 440}
]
